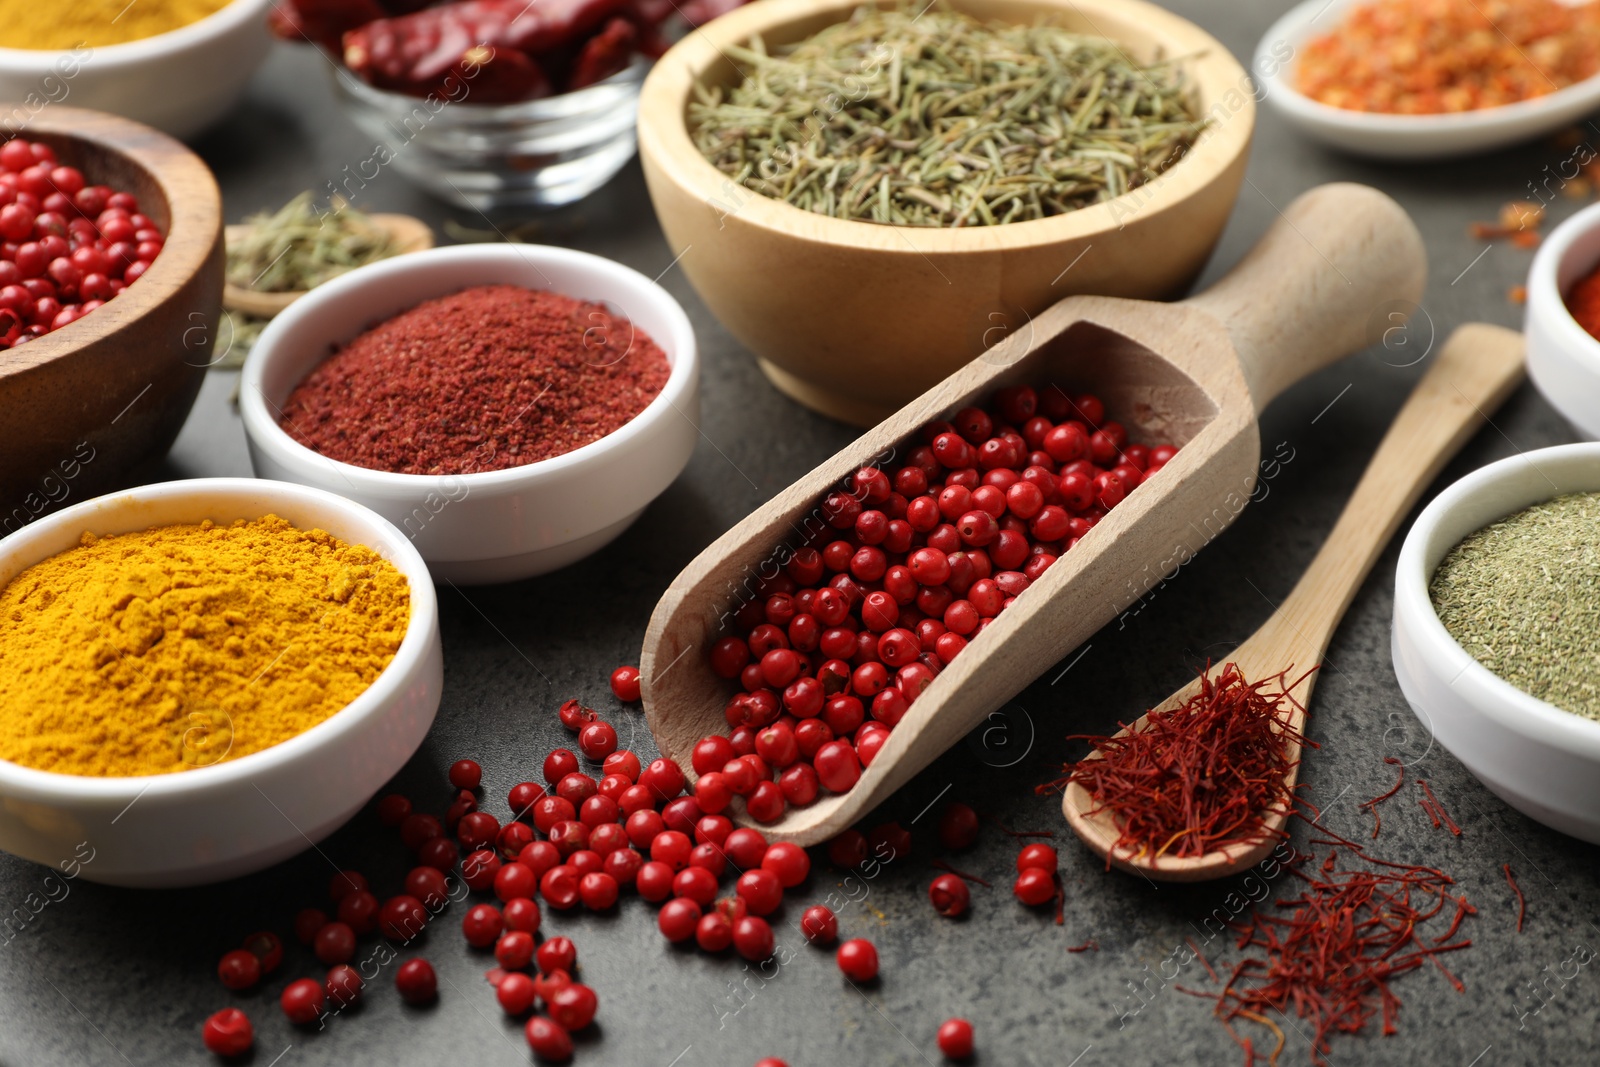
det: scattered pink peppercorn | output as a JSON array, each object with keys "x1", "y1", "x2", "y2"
[
  {"x1": 241, "y1": 931, "x2": 282, "y2": 974},
  {"x1": 548, "y1": 982, "x2": 598, "y2": 1030},
  {"x1": 496, "y1": 930, "x2": 536, "y2": 970},
  {"x1": 376, "y1": 793, "x2": 411, "y2": 826},
  {"x1": 1013, "y1": 867, "x2": 1056, "y2": 907},
  {"x1": 449, "y1": 758, "x2": 482, "y2": 790},
  {"x1": 526, "y1": 1016, "x2": 574, "y2": 1061},
  {"x1": 733, "y1": 915, "x2": 775, "y2": 961},
  {"x1": 313, "y1": 921, "x2": 356, "y2": 965},
  {"x1": 800, "y1": 905, "x2": 838, "y2": 945},
  {"x1": 579, "y1": 720, "x2": 619, "y2": 760},
  {"x1": 325, "y1": 964, "x2": 363, "y2": 1009},
  {"x1": 216, "y1": 949, "x2": 260, "y2": 991},
  {"x1": 837, "y1": 938, "x2": 879, "y2": 982},
  {"x1": 279, "y1": 978, "x2": 325, "y2": 1025},
  {"x1": 937, "y1": 803, "x2": 980, "y2": 849},
  {"x1": 929, "y1": 873, "x2": 971, "y2": 917},
  {"x1": 937, "y1": 1017, "x2": 975, "y2": 1059},
  {"x1": 610, "y1": 665, "x2": 642, "y2": 702},
  {"x1": 379, "y1": 894, "x2": 429, "y2": 941},
  {"x1": 497, "y1": 971, "x2": 537, "y2": 1015},
  {"x1": 395, "y1": 958, "x2": 438, "y2": 1004},
  {"x1": 1016, "y1": 843, "x2": 1057, "y2": 872},
  {"x1": 536, "y1": 936, "x2": 577, "y2": 975},
  {"x1": 201, "y1": 1007, "x2": 253, "y2": 1057}
]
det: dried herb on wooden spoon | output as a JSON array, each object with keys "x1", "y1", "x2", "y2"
[{"x1": 225, "y1": 193, "x2": 399, "y2": 293}]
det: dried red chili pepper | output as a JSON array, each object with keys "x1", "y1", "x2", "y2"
[
  {"x1": 269, "y1": 0, "x2": 391, "y2": 50},
  {"x1": 569, "y1": 17, "x2": 636, "y2": 89},
  {"x1": 343, "y1": 0, "x2": 631, "y2": 94},
  {"x1": 678, "y1": 0, "x2": 744, "y2": 26},
  {"x1": 453, "y1": 44, "x2": 552, "y2": 104}
]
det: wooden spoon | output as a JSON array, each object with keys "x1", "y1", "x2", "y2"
[
  {"x1": 1063, "y1": 323, "x2": 1526, "y2": 880},
  {"x1": 222, "y1": 213, "x2": 434, "y2": 318},
  {"x1": 641, "y1": 183, "x2": 1425, "y2": 846}
]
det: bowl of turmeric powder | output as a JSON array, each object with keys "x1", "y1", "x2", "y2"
[
  {"x1": 0, "y1": 477, "x2": 443, "y2": 888},
  {"x1": 0, "y1": 0, "x2": 276, "y2": 140}
]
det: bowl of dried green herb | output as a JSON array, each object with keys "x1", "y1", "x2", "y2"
[
  {"x1": 638, "y1": 0, "x2": 1254, "y2": 425},
  {"x1": 1393, "y1": 443, "x2": 1600, "y2": 844}
]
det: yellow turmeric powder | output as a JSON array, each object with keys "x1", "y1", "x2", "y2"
[
  {"x1": 0, "y1": 0, "x2": 232, "y2": 50},
  {"x1": 0, "y1": 515, "x2": 410, "y2": 777}
]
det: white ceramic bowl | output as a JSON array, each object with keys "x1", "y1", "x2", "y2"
[
  {"x1": 1527, "y1": 202, "x2": 1600, "y2": 440},
  {"x1": 1255, "y1": 0, "x2": 1600, "y2": 160},
  {"x1": 0, "y1": 0, "x2": 274, "y2": 140},
  {"x1": 1392, "y1": 444, "x2": 1600, "y2": 844},
  {"x1": 0, "y1": 478, "x2": 443, "y2": 887},
  {"x1": 239, "y1": 244, "x2": 700, "y2": 584}
]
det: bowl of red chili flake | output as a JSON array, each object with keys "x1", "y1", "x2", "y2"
[
  {"x1": 238, "y1": 243, "x2": 698, "y2": 583},
  {"x1": 1527, "y1": 201, "x2": 1600, "y2": 441},
  {"x1": 1255, "y1": 0, "x2": 1600, "y2": 160}
]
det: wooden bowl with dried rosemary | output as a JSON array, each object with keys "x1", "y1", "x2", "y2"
[
  {"x1": 223, "y1": 194, "x2": 433, "y2": 319},
  {"x1": 638, "y1": 0, "x2": 1254, "y2": 425}
]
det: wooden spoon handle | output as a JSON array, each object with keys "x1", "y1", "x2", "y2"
[
  {"x1": 1184, "y1": 183, "x2": 1427, "y2": 414},
  {"x1": 1249, "y1": 324, "x2": 1526, "y2": 670}
]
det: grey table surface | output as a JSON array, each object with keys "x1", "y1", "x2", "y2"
[{"x1": 4, "y1": 2, "x2": 1598, "y2": 1064}]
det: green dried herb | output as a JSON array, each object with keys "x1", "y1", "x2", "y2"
[
  {"x1": 213, "y1": 310, "x2": 266, "y2": 371},
  {"x1": 1431, "y1": 491, "x2": 1600, "y2": 722},
  {"x1": 688, "y1": 4, "x2": 1206, "y2": 227},
  {"x1": 226, "y1": 193, "x2": 399, "y2": 293}
]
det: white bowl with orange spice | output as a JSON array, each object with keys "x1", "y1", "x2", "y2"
[
  {"x1": 1255, "y1": 0, "x2": 1600, "y2": 160},
  {"x1": 238, "y1": 244, "x2": 700, "y2": 584},
  {"x1": 0, "y1": 477, "x2": 442, "y2": 888},
  {"x1": 1526, "y1": 201, "x2": 1600, "y2": 440}
]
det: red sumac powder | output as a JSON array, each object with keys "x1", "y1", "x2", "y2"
[{"x1": 278, "y1": 285, "x2": 671, "y2": 475}]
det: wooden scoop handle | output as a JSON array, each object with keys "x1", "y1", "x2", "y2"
[{"x1": 1184, "y1": 183, "x2": 1427, "y2": 414}]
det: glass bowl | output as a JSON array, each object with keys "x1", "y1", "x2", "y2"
[{"x1": 331, "y1": 58, "x2": 648, "y2": 211}]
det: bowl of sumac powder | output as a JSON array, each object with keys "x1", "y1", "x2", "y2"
[{"x1": 239, "y1": 244, "x2": 699, "y2": 583}]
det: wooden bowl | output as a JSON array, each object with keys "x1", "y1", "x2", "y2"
[
  {"x1": 0, "y1": 108, "x2": 222, "y2": 526},
  {"x1": 638, "y1": 0, "x2": 1255, "y2": 425},
  {"x1": 223, "y1": 213, "x2": 435, "y2": 319}
]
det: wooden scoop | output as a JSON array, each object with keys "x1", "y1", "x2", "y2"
[
  {"x1": 1063, "y1": 323, "x2": 1526, "y2": 879},
  {"x1": 641, "y1": 183, "x2": 1426, "y2": 846}
]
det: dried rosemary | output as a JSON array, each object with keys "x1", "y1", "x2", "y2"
[
  {"x1": 1431, "y1": 492, "x2": 1600, "y2": 722},
  {"x1": 688, "y1": 4, "x2": 1206, "y2": 227},
  {"x1": 225, "y1": 193, "x2": 399, "y2": 293}
]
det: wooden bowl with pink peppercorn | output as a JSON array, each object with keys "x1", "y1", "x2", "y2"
[{"x1": 0, "y1": 106, "x2": 223, "y2": 532}]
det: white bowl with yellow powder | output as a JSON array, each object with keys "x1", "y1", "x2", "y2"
[
  {"x1": 0, "y1": 477, "x2": 442, "y2": 887},
  {"x1": 0, "y1": 0, "x2": 275, "y2": 140},
  {"x1": 1393, "y1": 443, "x2": 1600, "y2": 845}
]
